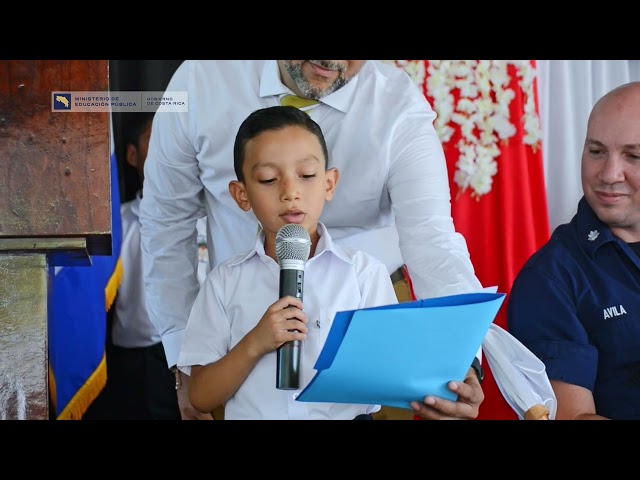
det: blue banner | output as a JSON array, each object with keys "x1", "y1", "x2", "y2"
[{"x1": 48, "y1": 152, "x2": 123, "y2": 419}]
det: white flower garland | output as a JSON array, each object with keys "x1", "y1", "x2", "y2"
[{"x1": 382, "y1": 60, "x2": 542, "y2": 199}]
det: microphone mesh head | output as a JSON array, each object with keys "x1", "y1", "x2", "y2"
[{"x1": 275, "y1": 224, "x2": 311, "y2": 263}]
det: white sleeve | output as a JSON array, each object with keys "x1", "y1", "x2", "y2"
[
  {"x1": 139, "y1": 61, "x2": 207, "y2": 367},
  {"x1": 177, "y1": 267, "x2": 229, "y2": 376},
  {"x1": 388, "y1": 113, "x2": 483, "y2": 299},
  {"x1": 358, "y1": 257, "x2": 399, "y2": 309}
]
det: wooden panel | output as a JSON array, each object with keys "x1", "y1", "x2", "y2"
[
  {"x1": 0, "y1": 60, "x2": 111, "y2": 255},
  {"x1": 0, "y1": 254, "x2": 48, "y2": 420}
]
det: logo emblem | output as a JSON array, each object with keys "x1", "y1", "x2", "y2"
[
  {"x1": 53, "y1": 93, "x2": 72, "y2": 110},
  {"x1": 588, "y1": 230, "x2": 599, "y2": 242}
]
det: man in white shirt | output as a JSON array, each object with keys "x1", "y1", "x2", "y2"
[{"x1": 141, "y1": 60, "x2": 485, "y2": 420}]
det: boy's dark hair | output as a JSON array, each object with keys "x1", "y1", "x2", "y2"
[{"x1": 233, "y1": 106, "x2": 329, "y2": 182}]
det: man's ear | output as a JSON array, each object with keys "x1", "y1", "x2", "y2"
[
  {"x1": 126, "y1": 143, "x2": 138, "y2": 168},
  {"x1": 229, "y1": 180, "x2": 251, "y2": 212},
  {"x1": 324, "y1": 167, "x2": 339, "y2": 201}
]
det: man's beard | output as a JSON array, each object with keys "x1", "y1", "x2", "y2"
[{"x1": 283, "y1": 60, "x2": 353, "y2": 100}]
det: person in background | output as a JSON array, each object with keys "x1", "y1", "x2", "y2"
[
  {"x1": 87, "y1": 111, "x2": 212, "y2": 420},
  {"x1": 508, "y1": 81, "x2": 640, "y2": 420},
  {"x1": 141, "y1": 60, "x2": 485, "y2": 420}
]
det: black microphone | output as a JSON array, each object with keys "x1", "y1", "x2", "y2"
[{"x1": 275, "y1": 223, "x2": 311, "y2": 390}]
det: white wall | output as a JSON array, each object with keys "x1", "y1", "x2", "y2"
[{"x1": 536, "y1": 60, "x2": 640, "y2": 231}]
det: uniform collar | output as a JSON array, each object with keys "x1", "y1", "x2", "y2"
[{"x1": 575, "y1": 196, "x2": 619, "y2": 256}]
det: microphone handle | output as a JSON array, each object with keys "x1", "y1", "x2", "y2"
[{"x1": 276, "y1": 268, "x2": 304, "y2": 390}]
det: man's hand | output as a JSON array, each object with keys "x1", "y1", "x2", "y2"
[
  {"x1": 410, "y1": 367, "x2": 484, "y2": 420},
  {"x1": 175, "y1": 369, "x2": 214, "y2": 420}
]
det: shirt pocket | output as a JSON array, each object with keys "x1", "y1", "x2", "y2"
[
  {"x1": 588, "y1": 314, "x2": 640, "y2": 371},
  {"x1": 312, "y1": 309, "x2": 334, "y2": 350}
]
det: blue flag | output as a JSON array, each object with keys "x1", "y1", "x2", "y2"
[{"x1": 48, "y1": 152, "x2": 123, "y2": 420}]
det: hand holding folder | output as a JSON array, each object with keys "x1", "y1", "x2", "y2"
[{"x1": 296, "y1": 292, "x2": 505, "y2": 409}]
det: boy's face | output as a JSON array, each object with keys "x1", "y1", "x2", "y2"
[{"x1": 229, "y1": 125, "x2": 338, "y2": 249}]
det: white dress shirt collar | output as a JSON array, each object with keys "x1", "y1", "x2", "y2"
[
  {"x1": 259, "y1": 60, "x2": 360, "y2": 114},
  {"x1": 229, "y1": 221, "x2": 354, "y2": 269}
]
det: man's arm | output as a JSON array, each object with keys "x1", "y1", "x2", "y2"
[
  {"x1": 174, "y1": 369, "x2": 214, "y2": 420},
  {"x1": 383, "y1": 114, "x2": 485, "y2": 418},
  {"x1": 139, "y1": 61, "x2": 207, "y2": 369},
  {"x1": 508, "y1": 260, "x2": 600, "y2": 420},
  {"x1": 551, "y1": 380, "x2": 608, "y2": 420},
  {"x1": 388, "y1": 114, "x2": 483, "y2": 300}
]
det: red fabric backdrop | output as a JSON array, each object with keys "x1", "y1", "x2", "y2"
[{"x1": 392, "y1": 60, "x2": 551, "y2": 419}]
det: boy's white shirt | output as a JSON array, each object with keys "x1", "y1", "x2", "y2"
[{"x1": 178, "y1": 222, "x2": 398, "y2": 420}]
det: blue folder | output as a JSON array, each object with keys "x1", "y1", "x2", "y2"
[{"x1": 296, "y1": 292, "x2": 505, "y2": 409}]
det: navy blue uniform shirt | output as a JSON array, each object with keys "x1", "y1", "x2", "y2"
[{"x1": 508, "y1": 196, "x2": 640, "y2": 419}]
